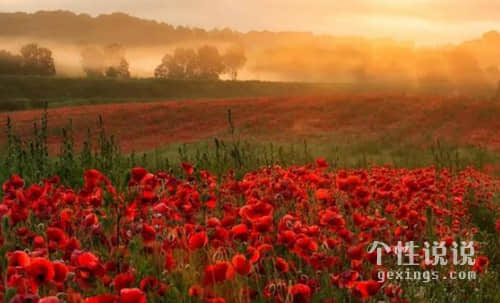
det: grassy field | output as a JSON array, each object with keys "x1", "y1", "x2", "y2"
[
  {"x1": 0, "y1": 76, "x2": 351, "y2": 111},
  {"x1": 1, "y1": 75, "x2": 497, "y2": 111}
]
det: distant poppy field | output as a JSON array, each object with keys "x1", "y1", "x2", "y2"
[
  {"x1": 2, "y1": 94, "x2": 500, "y2": 153},
  {"x1": 1, "y1": 159, "x2": 499, "y2": 302}
]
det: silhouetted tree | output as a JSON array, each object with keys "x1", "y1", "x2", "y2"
[
  {"x1": 155, "y1": 45, "x2": 227, "y2": 80},
  {"x1": 154, "y1": 54, "x2": 173, "y2": 79},
  {"x1": 197, "y1": 45, "x2": 225, "y2": 80},
  {"x1": 0, "y1": 50, "x2": 22, "y2": 75},
  {"x1": 81, "y1": 44, "x2": 130, "y2": 78},
  {"x1": 173, "y1": 48, "x2": 198, "y2": 79},
  {"x1": 106, "y1": 58, "x2": 130, "y2": 78},
  {"x1": 223, "y1": 45, "x2": 246, "y2": 80},
  {"x1": 20, "y1": 43, "x2": 56, "y2": 76},
  {"x1": 154, "y1": 48, "x2": 198, "y2": 80}
]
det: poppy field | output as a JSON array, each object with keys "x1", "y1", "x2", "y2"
[
  {"x1": 2, "y1": 94, "x2": 500, "y2": 154},
  {"x1": 0, "y1": 158, "x2": 499, "y2": 303},
  {"x1": 0, "y1": 93, "x2": 499, "y2": 303}
]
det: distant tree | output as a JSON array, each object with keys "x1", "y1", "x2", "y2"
[
  {"x1": 154, "y1": 54, "x2": 173, "y2": 79},
  {"x1": 172, "y1": 48, "x2": 198, "y2": 79},
  {"x1": 20, "y1": 43, "x2": 56, "y2": 76},
  {"x1": 155, "y1": 45, "x2": 226, "y2": 80},
  {"x1": 155, "y1": 48, "x2": 198, "y2": 80},
  {"x1": 105, "y1": 58, "x2": 130, "y2": 78},
  {"x1": 196, "y1": 45, "x2": 225, "y2": 80},
  {"x1": 81, "y1": 46, "x2": 106, "y2": 77},
  {"x1": 0, "y1": 50, "x2": 23, "y2": 75},
  {"x1": 223, "y1": 45, "x2": 247, "y2": 80},
  {"x1": 81, "y1": 44, "x2": 130, "y2": 78}
]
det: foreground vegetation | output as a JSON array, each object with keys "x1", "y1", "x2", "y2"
[
  {"x1": 2, "y1": 76, "x2": 498, "y2": 112},
  {"x1": 0, "y1": 110, "x2": 498, "y2": 303},
  {"x1": 0, "y1": 156, "x2": 499, "y2": 303},
  {"x1": 1, "y1": 110, "x2": 499, "y2": 188}
]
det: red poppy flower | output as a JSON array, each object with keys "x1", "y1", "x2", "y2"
[
  {"x1": 84, "y1": 169, "x2": 104, "y2": 188},
  {"x1": 53, "y1": 261, "x2": 68, "y2": 283},
  {"x1": 384, "y1": 284, "x2": 403, "y2": 298},
  {"x1": 164, "y1": 251, "x2": 175, "y2": 272},
  {"x1": 315, "y1": 189, "x2": 329, "y2": 201},
  {"x1": 337, "y1": 175, "x2": 362, "y2": 191},
  {"x1": 8, "y1": 251, "x2": 31, "y2": 267},
  {"x1": 319, "y1": 210, "x2": 345, "y2": 229},
  {"x1": 139, "y1": 277, "x2": 158, "y2": 291},
  {"x1": 119, "y1": 288, "x2": 147, "y2": 303},
  {"x1": 252, "y1": 215, "x2": 273, "y2": 232},
  {"x1": 232, "y1": 254, "x2": 251, "y2": 275},
  {"x1": 240, "y1": 202, "x2": 273, "y2": 221},
  {"x1": 27, "y1": 258, "x2": 55, "y2": 287},
  {"x1": 289, "y1": 283, "x2": 311, "y2": 303},
  {"x1": 141, "y1": 223, "x2": 156, "y2": 243},
  {"x1": 75, "y1": 252, "x2": 100, "y2": 271},
  {"x1": 472, "y1": 256, "x2": 489, "y2": 273},
  {"x1": 496, "y1": 219, "x2": 500, "y2": 234},
  {"x1": 181, "y1": 163, "x2": 194, "y2": 175},
  {"x1": 203, "y1": 262, "x2": 234, "y2": 285},
  {"x1": 188, "y1": 284, "x2": 203, "y2": 297},
  {"x1": 316, "y1": 157, "x2": 328, "y2": 168},
  {"x1": 188, "y1": 231, "x2": 208, "y2": 251},
  {"x1": 131, "y1": 167, "x2": 148, "y2": 183},
  {"x1": 346, "y1": 243, "x2": 365, "y2": 260},
  {"x1": 39, "y1": 297, "x2": 60, "y2": 303},
  {"x1": 114, "y1": 272, "x2": 135, "y2": 292},
  {"x1": 275, "y1": 257, "x2": 290, "y2": 273},
  {"x1": 293, "y1": 236, "x2": 318, "y2": 257},
  {"x1": 4, "y1": 174, "x2": 25, "y2": 190},
  {"x1": 84, "y1": 295, "x2": 118, "y2": 303},
  {"x1": 353, "y1": 280, "x2": 381, "y2": 300},
  {"x1": 33, "y1": 235, "x2": 45, "y2": 249},
  {"x1": 231, "y1": 224, "x2": 249, "y2": 241},
  {"x1": 47, "y1": 227, "x2": 68, "y2": 249},
  {"x1": 332, "y1": 270, "x2": 360, "y2": 289},
  {"x1": 73, "y1": 251, "x2": 103, "y2": 287}
]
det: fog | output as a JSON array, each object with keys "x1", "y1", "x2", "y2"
[{"x1": 2, "y1": 29, "x2": 500, "y2": 91}]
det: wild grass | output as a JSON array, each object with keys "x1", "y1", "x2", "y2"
[{"x1": 1, "y1": 109, "x2": 499, "y2": 190}]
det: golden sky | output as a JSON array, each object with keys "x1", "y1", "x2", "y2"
[{"x1": 2, "y1": 0, "x2": 500, "y2": 45}]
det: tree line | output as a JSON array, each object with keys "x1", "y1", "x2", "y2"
[
  {"x1": 0, "y1": 43, "x2": 56, "y2": 76},
  {"x1": 0, "y1": 42, "x2": 246, "y2": 80},
  {"x1": 154, "y1": 45, "x2": 246, "y2": 80},
  {"x1": 80, "y1": 43, "x2": 131, "y2": 78}
]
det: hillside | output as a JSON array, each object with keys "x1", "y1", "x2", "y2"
[{"x1": 0, "y1": 10, "x2": 243, "y2": 46}]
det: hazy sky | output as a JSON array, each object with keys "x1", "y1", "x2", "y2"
[{"x1": 1, "y1": 0, "x2": 500, "y2": 45}]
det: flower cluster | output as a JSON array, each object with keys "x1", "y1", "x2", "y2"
[{"x1": 0, "y1": 161, "x2": 498, "y2": 302}]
